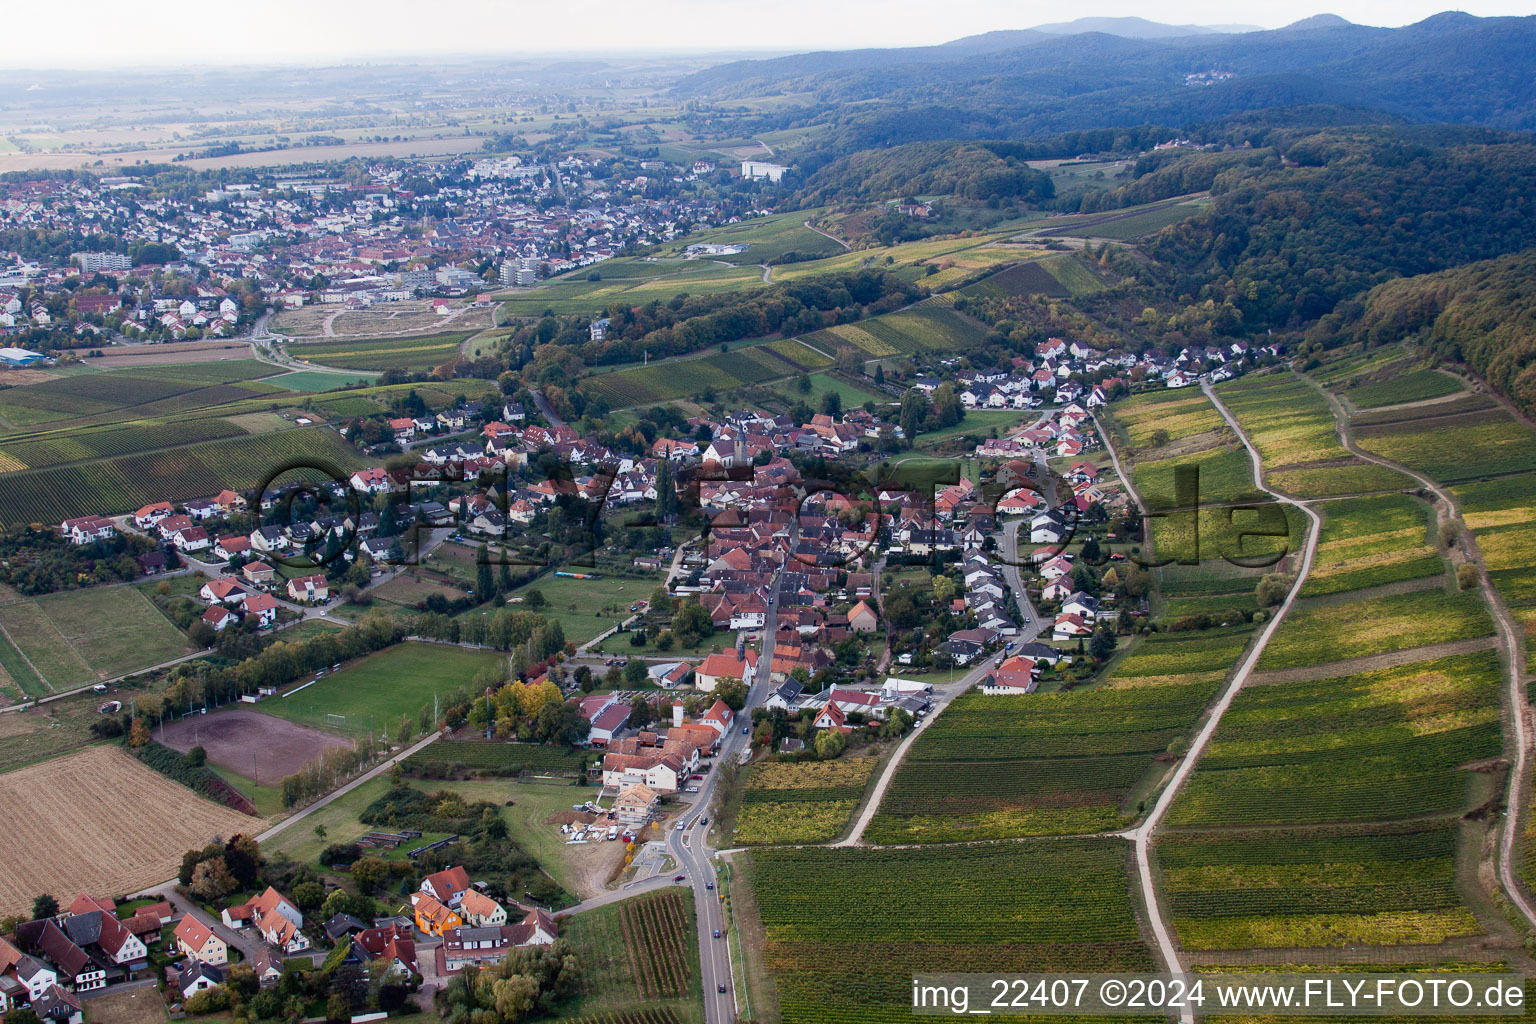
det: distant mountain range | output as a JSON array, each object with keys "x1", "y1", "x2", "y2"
[{"x1": 674, "y1": 12, "x2": 1536, "y2": 137}]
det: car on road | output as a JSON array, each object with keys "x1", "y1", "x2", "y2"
[
  {"x1": 700, "y1": 816, "x2": 708, "y2": 825},
  {"x1": 713, "y1": 929, "x2": 722, "y2": 938},
  {"x1": 742, "y1": 725, "x2": 749, "y2": 734},
  {"x1": 718, "y1": 984, "x2": 728, "y2": 993},
  {"x1": 706, "y1": 881, "x2": 714, "y2": 890},
  {"x1": 673, "y1": 874, "x2": 686, "y2": 882},
  {"x1": 691, "y1": 773, "x2": 705, "y2": 780},
  {"x1": 675, "y1": 821, "x2": 686, "y2": 830}
]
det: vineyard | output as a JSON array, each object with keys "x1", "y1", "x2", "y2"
[
  {"x1": 1353, "y1": 407, "x2": 1536, "y2": 483},
  {"x1": 1254, "y1": 587, "x2": 1493, "y2": 670},
  {"x1": 864, "y1": 686, "x2": 1217, "y2": 843},
  {"x1": 580, "y1": 347, "x2": 791, "y2": 407},
  {"x1": 0, "y1": 417, "x2": 247, "y2": 471},
  {"x1": 1301, "y1": 493, "x2": 1444, "y2": 597},
  {"x1": 1159, "y1": 822, "x2": 1483, "y2": 950},
  {"x1": 736, "y1": 756, "x2": 877, "y2": 844},
  {"x1": 765, "y1": 338, "x2": 832, "y2": 368},
  {"x1": 566, "y1": 1013, "x2": 683, "y2": 1024},
  {"x1": 1214, "y1": 372, "x2": 1410, "y2": 498},
  {"x1": 619, "y1": 890, "x2": 694, "y2": 998},
  {"x1": 0, "y1": 427, "x2": 364, "y2": 528},
  {"x1": 1453, "y1": 474, "x2": 1536, "y2": 609},
  {"x1": 746, "y1": 841, "x2": 1154, "y2": 1024},
  {"x1": 289, "y1": 331, "x2": 473, "y2": 372},
  {"x1": 962, "y1": 259, "x2": 1071, "y2": 299},
  {"x1": 805, "y1": 303, "x2": 990, "y2": 360},
  {"x1": 1168, "y1": 651, "x2": 1502, "y2": 827},
  {"x1": 1103, "y1": 626, "x2": 1255, "y2": 687},
  {"x1": 1107, "y1": 389, "x2": 1224, "y2": 451},
  {"x1": 1344, "y1": 367, "x2": 1465, "y2": 409},
  {"x1": 404, "y1": 739, "x2": 588, "y2": 776}
]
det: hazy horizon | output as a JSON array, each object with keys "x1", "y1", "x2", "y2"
[{"x1": 2, "y1": 1, "x2": 1532, "y2": 71}]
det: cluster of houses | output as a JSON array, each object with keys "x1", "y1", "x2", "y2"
[
  {"x1": 403, "y1": 866, "x2": 557, "y2": 975},
  {"x1": 0, "y1": 152, "x2": 761, "y2": 344},
  {"x1": 0, "y1": 894, "x2": 173, "y2": 1022}
]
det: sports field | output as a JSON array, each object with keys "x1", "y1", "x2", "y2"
[{"x1": 258, "y1": 641, "x2": 507, "y2": 735}]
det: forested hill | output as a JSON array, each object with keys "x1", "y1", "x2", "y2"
[
  {"x1": 1143, "y1": 128, "x2": 1536, "y2": 331},
  {"x1": 1319, "y1": 249, "x2": 1536, "y2": 417},
  {"x1": 675, "y1": 13, "x2": 1536, "y2": 139}
]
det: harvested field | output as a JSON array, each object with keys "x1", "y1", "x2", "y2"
[
  {"x1": 0, "y1": 745, "x2": 259, "y2": 916},
  {"x1": 158, "y1": 708, "x2": 351, "y2": 781}
]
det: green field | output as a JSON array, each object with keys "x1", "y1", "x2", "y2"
[
  {"x1": 658, "y1": 209, "x2": 845, "y2": 265},
  {"x1": 500, "y1": 569, "x2": 663, "y2": 647},
  {"x1": 746, "y1": 841, "x2": 1153, "y2": 1024},
  {"x1": 1056, "y1": 200, "x2": 1205, "y2": 241},
  {"x1": 500, "y1": 259, "x2": 767, "y2": 318},
  {"x1": 404, "y1": 739, "x2": 588, "y2": 775},
  {"x1": 287, "y1": 331, "x2": 472, "y2": 372},
  {"x1": 1301, "y1": 493, "x2": 1444, "y2": 597},
  {"x1": 1160, "y1": 821, "x2": 1483, "y2": 949},
  {"x1": 764, "y1": 338, "x2": 833, "y2": 369},
  {"x1": 865, "y1": 684, "x2": 1218, "y2": 843},
  {"x1": 1256, "y1": 587, "x2": 1494, "y2": 670},
  {"x1": 1354, "y1": 408, "x2": 1536, "y2": 483},
  {"x1": 0, "y1": 585, "x2": 190, "y2": 694},
  {"x1": 259, "y1": 642, "x2": 506, "y2": 735},
  {"x1": 735, "y1": 757, "x2": 878, "y2": 845},
  {"x1": 262, "y1": 370, "x2": 378, "y2": 391},
  {"x1": 1170, "y1": 651, "x2": 1502, "y2": 826},
  {"x1": 0, "y1": 427, "x2": 365, "y2": 528},
  {"x1": 771, "y1": 371, "x2": 887, "y2": 413}
]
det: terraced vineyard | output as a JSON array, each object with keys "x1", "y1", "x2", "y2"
[
  {"x1": 1160, "y1": 822, "x2": 1483, "y2": 950},
  {"x1": 1301, "y1": 493, "x2": 1444, "y2": 597},
  {"x1": 1254, "y1": 587, "x2": 1493, "y2": 670},
  {"x1": 803, "y1": 302, "x2": 989, "y2": 360},
  {"x1": 1454, "y1": 474, "x2": 1536, "y2": 608},
  {"x1": 1168, "y1": 652, "x2": 1502, "y2": 826},
  {"x1": 1353, "y1": 407, "x2": 1536, "y2": 483},
  {"x1": 1108, "y1": 388, "x2": 1224, "y2": 450},
  {"x1": 0, "y1": 427, "x2": 363, "y2": 527},
  {"x1": 1215, "y1": 372, "x2": 1411, "y2": 498},
  {"x1": 580, "y1": 347, "x2": 791, "y2": 407},
  {"x1": 1104, "y1": 627, "x2": 1256, "y2": 687},
  {"x1": 735, "y1": 757, "x2": 877, "y2": 844},
  {"x1": 1344, "y1": 367, "x2": 1465, "y2": 409},
  {"x1": 0, "y1": 417, "x2": 248, "y2": 471},
  {"x1": 288, "y1": 331, "x2": 473, "y2": 372},
  {"x1": 746, "y1": 841, "x2": 1154, "y2": 1024},
  {"x1": 865, "y1": 686, "x2": 1216, "y2": 842}
]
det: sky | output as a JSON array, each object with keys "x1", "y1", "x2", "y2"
[{"x1": 2, "y1": 0, "x2": 1529, "y2": 67}]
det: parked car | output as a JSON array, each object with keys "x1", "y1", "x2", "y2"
[{"x1": 685, "y1": 786, "x2": 700, "y2": 793}]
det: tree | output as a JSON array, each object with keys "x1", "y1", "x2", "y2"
[
  {"x1": 624, "y1": 659, "x2": 648, "y2": 686},
  {"x1": 326, "y1": 993, "x2": 351, "y2": 1024},
  {"x1": 32, "y1": 893, "x2": 58, "y2": 920},
  {"x1": 628, "y1": 693, "x2": 658, "y2": 729},
  {"x1": 931, "y1": 575, "x2": 957, "y2": 603},
  {"x1": 477, "y1": 547, "x2": 495, "y2": 598},
  {"x1": 931, "y1": 382, "x2": 963, "y2": 428},
  {"x1": 128, "y1": 714, "x2": 151, "y2": 748},
  {"x1": 292, "y1": 881, "x2": 325, "y2": 911},
  {"x1": 350, "y1": 858, "x2": 390, "y2": 894},
  {"x1": 654, "y1": 459, "x2": 679, "y2": 521},
  {"x1": 1255, "y1": 572, "x2": 1291, "y2": 607},
  {"x1": 1457, "y1": 562, "x2": 1480, "y2": 590},
  {"x1": 820, "y1": 390, "x2": 842, "y2": 418},
  {"x1": 189, "y1": 857, "x2": 238, "y2": 901},
  {"x1": 1088, "y1": 627, "x2": 1118, "y2": 660},
  {"x1": 814, "y1": 729, "x2": 846, "y2": 760},
  {"x1": 523, "y1": 587, "x2": 546, "y2": 608},
  {"x1": 1439, "y1": 520, "x2": 1462, "y2": 549},
  {"x1": 899, "y1": 389, "x2": 929, "y2": 440},
  {"x1": 187, "y1": 745, "x2": 207, "y2": 767},
  {"x1": 671, "y1": 598, "x2": 714, "y2": 646}
]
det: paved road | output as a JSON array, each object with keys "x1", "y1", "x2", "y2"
[
  {"x1": 998, "y1": 518, "x2": 1047, "y2": 644},
  {"x1": 530, "y1": 389, "x2": 565, "y2": 428},
  {"x1": 1120, "y1": 382, "x2": 1323, "y2": 1023}
]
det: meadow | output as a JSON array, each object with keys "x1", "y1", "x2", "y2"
[
  {"x1": 264, "y1": 370, "x2": 378, "y2": 391},
  {"x1": 1301, "y1": 493, "x2": 1444, "y2": 597},
  {"x1": 657, "y1": 209, "x2": 845, "y2": 265},
  {"x1": 734, "y1": 757, "x2": 878, "y2": 845},
  {"x1": 746, "y1": 841, "x2": 1154, "y2": 1024},
  {"x1": 258, "y1": 642, "x2": 507, "y2": 735},
  {"x1": 770, "y1": 372, "x2": 887, "y2": 414},
  {"x1": 1255, "y1": 587, "x2": 1493, "y2": 670},
  {"x1": 864, "y1": 684, "x2": 1217, "y2": 843},
  {"x1": 498, "y1": 568, "x2": 663, "y2": 647},
  {"x1": 1159, "y1": 821, "x2": 1483, "y2": 950},
  {"x1": 1168, "y1": 651, "x2": 1503, "y2": 826},
  {"x1": 0, "y1": 584, "x2": 190, "y2": 694}
]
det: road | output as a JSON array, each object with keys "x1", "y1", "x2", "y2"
[
  {"x1": 530, "y1": 389, "x2": 565, "y2": 428},
  {"x1": 653, "y1": 552, "x2": 790, "y2": 1023},
  {"x1": 1121, "y1": 382, "x2": 1322, "y2": 1024},
  {"x1": 802, "y1": 219, "x2": 850, "y2": 252},
  {"x1": 998, "y1": 518, "x2": 1047, "y2": 643}
]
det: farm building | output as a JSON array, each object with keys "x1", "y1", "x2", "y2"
[{"x1": 0, "y1": 347, "x2": 43, "y2": 367}]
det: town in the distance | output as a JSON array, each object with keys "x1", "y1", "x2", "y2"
[{"x1": 3, "y1": 9, "x2": 1536, "y2": 1024}]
